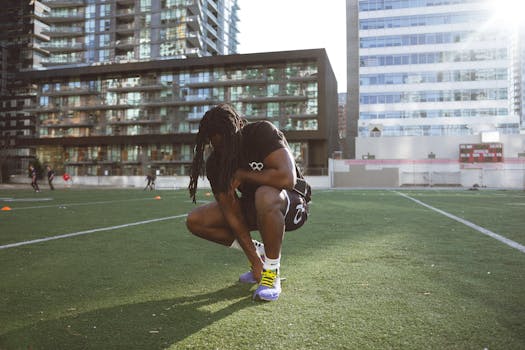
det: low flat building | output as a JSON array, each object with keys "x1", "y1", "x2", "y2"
[{"x1": 18, "y1": 49, "x2": 339, "y2": 176}]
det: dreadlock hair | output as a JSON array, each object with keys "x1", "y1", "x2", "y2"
[{"x1": 188, "y1": 103, "x2": 245, "y2": 203}]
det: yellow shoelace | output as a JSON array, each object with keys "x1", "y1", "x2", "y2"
[{"x1": 260, "y1": 269, "x2": 278, "y2": 287}]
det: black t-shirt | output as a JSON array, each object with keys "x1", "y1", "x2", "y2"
[{"x1": 206, "y1": 121, "x2": 289, "y2": 196}]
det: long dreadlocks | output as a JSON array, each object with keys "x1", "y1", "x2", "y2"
[{"x1": 188, "y1": 103, "x2": 245, "y2": 203}]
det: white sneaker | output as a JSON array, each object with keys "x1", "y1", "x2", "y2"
[{"x1": 253, "y1": 269, "x2": 281, "y2": 301}]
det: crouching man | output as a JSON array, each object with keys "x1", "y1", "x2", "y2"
[{"x1": 186, "y1": 103, "x2": 311, "y2": 301}]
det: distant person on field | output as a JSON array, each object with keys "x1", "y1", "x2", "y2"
[
  {"x1": 186, "y1": 103, "x2": 311, "y2": 302},
  {"x1": 46, "y1": 165, "x2": 55, "y2": 190},
  {"x1": 145, "y1": 173, "x2": 156, "y2": 190},
  {"x1": 29, "y1": 165, "x2": 40, "y2": 192}
]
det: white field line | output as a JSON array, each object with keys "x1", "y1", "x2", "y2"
[
  {"x1": 0, "y1": 214, "x2": 188, "y2": 250},
  {"x1": 3, "y1": 197, "x2": 160, "y2": 210},
  {"x1": 396, "y1": 191, "x2": 525, "y2": 254}
]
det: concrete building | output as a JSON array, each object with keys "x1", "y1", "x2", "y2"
[
  {"x1": 347, "y1": 0, "x2": 525, "y2": 161},
  {"x1": 18, "y1": 49, "x2": 338, "y2": 177}
]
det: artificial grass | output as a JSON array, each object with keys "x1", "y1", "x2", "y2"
[{"x1": 0, "y1": 188, "x2": 524, "y2": 349}]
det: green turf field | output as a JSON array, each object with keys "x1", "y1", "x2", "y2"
[{"x1": 0, "y1": 188, "x2": 524, "y2": 349}]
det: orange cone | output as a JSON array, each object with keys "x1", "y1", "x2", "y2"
[
  {"x1": 1, "y1": 206, "x2": 12, "y2": 211},
  {"x1": 154, "y1": 196, "x2": 161, "y2": 200}
]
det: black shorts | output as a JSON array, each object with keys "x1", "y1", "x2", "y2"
[{"x1": 240, "y1": 189, "x2": 309, "y2": 232}]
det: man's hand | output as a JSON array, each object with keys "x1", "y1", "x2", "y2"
[
  {"x1": 251, "y1": 258, "x2": 263, "y2": 283},
  {"x1": 231, "y1": 174, "x2": 242, "y2": 190}
]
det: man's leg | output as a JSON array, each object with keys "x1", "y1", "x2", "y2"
[
  {"x1": 188, "y1": 201, "x2": 266, "y2": 285},
  {"x1": 254, "y1": 186, "x2": 287, "y2": 261},
  {"x1": 252, "y1": 186, "x2": 288, "y2": 301},
  {"x1": 186, "y1": 201, "x2": 236, "y2": 246}
]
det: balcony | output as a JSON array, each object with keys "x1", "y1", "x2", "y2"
[
  {"x1": 115, "y1": 38, "x2": 136, "y2": 50},
  {"x1": 149, "y1": 159, "x2": 189, "y2": 164},
  {"x1": 186, "y1": 77, "x2": 267, "y2": 88},
  {"x1": 205, "y1": 9, "x2": 219, "y2": 27},
  {"x1": 204, "y1": 37, "x2": 217, "y2": 53},
  {"x1": 34, "y1": 29, "x2": 51, "y2": 42},
  {"x1": 107, "y1": 117, "x2": 163, "y2": 125},
  {"x1": 42, "y1": 86, "x2": 98, "y2": 96},
  {"x1": 43, "y1": 13, "x2": 85, "y2": 23},
  {"x1": 44, "y1": 118, "x2": 95, "y2": 128},
  {"x1": 116, "y1": 8, "x2": 135, "y2": 20},
  {"x1": 288, "y1": 113, "x2": 319, "y2": 120},
  {"x1": 184, "y1": 47, "x2": 200, "y2": 57},
  {"x1": 289, "y1": 73, "x2": 318, "y2": 82},
  {"x1": 186, "y1": 31, "x2": 203, "y2": 48},
  {"x1": 186, "y1": 15, "x2": 202, "y2": 31},
  {"x1": 42, "y1": 27, "x2": 84, "y2": 37},
  {"x1": 238, "y1": 94, "x2": 308, "y2": 103},
  {"x1": 206, "y1": 0, "x2": 218, "y2": 13},
  {"x1": 24, "y1": 104, "x2": 60, "y2": 113},
  {"x1": 107, "y1": 81, "x2": 163, "y2": 92},
  {"x1": 41, "y1": 58, "x2": 85, "y2": 67},
  {"x1": 43, "y1": 0, "x2": 86, "y2": 8},
  {"x1": 142, "y1": 96, "x2": 220, "y2": 107},
  {"x1": 29, "y1": 43, "x2": 50, "y2": 56},
  {"x1": 41, "y1": 42, "x2": 84, "y2": 53},
  {"x1": 114, "y1": 55, "x2": 137, "y2": 63},
  {"x1": 70, "y1": 103, "x2": 133, "y2": 111},
  {"x1": 206, "y1": 25, "x2": 218, "y2": 40},
  {"x1": 116, "y1": 23, "x2": 135, "y2": 34},
  {"x1": 64, "y1": 159, "x2": 97, "y2": 165},
  {"x1": 187, "y1": 0, "x2": 202, "y2": 15}
]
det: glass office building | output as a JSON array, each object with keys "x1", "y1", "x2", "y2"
[
  {"x1": 355, "y1": 0, "x2": 521, "y2": 139},
  {"x1": 19, "y1": 49, "x2": 338, "y2": 176}
]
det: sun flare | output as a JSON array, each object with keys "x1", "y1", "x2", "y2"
[{"x1": 486, "y1": 0, "x2": 525, "y2": 28}]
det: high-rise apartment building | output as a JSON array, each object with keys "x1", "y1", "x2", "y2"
[
  {"x1": 347, "y1": 0, "x2": 524, "y2": 159},
  {"x1": 0, "y1": 1, "x2": 51, "y2": 180},
  {"x1": 1, "y1": 0, "x2": 241, "y2": 180},
  {"x1": 39, "y1": 0, "x2": 239, "y2": 67}
]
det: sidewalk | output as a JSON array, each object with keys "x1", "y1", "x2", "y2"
[
  {"x1": 0, "y1": 183, "x2": 30, "y2": 190},
  {"x1": 0, "y1": 183, "x2": 89, "y2": 190}
]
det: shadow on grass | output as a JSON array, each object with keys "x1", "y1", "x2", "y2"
[{"x1": 1, "y1": 283, "x2": 257, "y2": 350}]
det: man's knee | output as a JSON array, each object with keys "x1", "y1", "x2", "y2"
[
  {"x1": 255, "y1": 186, "x2": 283, "y2": 213},
  {"x1": 185, "y1": 209, "x2": 201, "y2": 234}
]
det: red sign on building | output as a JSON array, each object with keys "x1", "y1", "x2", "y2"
[{"x1": 459, "y1": 143, "x2": 503, "y2": 163}]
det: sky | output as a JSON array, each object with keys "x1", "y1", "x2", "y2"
[{"x1": 236, "y1": 1, "x2": 347, "y2": 93}]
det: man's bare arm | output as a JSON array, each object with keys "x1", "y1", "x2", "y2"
[
  {"x1": 235, "y1": 148, "x2": 296, "y2": 190},
  {"x1": 215, "y1": 188, "x2": 263, "y2": 281}
]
